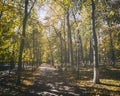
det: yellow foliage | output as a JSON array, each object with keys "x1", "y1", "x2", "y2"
[{"x1": 110, "y1": 11, "x2": 115, "y2": 16}]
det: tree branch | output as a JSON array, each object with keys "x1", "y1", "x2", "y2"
[{"x1": 28, "y1": 0, "x2": 36, "y2": 16}]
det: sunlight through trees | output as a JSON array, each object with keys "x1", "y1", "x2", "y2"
[{"x1": 0, "y1": 0, "x2": 120, "y2": 95}]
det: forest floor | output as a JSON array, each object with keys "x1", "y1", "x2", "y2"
[
  {"x1": 0, "y1": 63, "x2": 120, "y2": 96},
  {"x1": 63, "y1": 63, "x2": 120, "y2": 96},
  {"x1": 0, "y1": 64, "x2": 82, "y2": 96}
]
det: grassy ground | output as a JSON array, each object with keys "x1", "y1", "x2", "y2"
[{"x1": 63, "y1": 63, "x2": 120, "y2": 96}]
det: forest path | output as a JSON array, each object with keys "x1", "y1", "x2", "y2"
[{"x1": 25, "y1": 63, "x2": 83, "y2": 96}]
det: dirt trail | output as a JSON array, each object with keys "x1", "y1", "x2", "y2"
[{"x1": 24, "y1": 64, "x2": 83, "y2": 96}]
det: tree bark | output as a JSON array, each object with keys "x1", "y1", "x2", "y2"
[
  {"x1": 63, "y1": 13, "x2": 67, "y2": 68},
  {"x1": 17, "y1": 0, "x2": 29, "y2": 83},
  {"x1": 59, "y1": 32, "x2": 63, "y2": 67},
  {"x1": 79, "y1": 32, "x2": 83, "y2": 65},
  {"x1": 66, "y1": 10, "x2": 74, "y2": 68},
  {"x1": 89, "y1": 38, "x2": 93, "y2": 65},
  {"x1": 91, "y1": 0, "x2": 100, "y2": 84},
  {"x1": 109, "y1": 28, "x2": 115, "y2": 66}
]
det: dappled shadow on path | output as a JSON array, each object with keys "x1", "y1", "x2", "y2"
[{"x1": 23, "y1": 64, "x2": 84, "y2": 96}]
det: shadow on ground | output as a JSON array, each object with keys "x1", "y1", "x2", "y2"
[
  {"x1": 1, "y1": 64, "x2": 120, "y2": 96},
  {"x1": 23, "y1": 65, "x2": 84, "y2": 96}
]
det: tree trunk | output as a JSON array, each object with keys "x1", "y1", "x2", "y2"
[
  {"x1": 59, "y1": 32, "x2": 63, "y2": 68},
  {"x1": 91, "y1": 0, "x2": 100, "y2": 84},
  {"x1": 79, "y1": 33, "x2": 83, "y2": 66},
  {"x1": 47, "y1": 37, "x2": 54, "y2": 66},
  {"x1": 32, "y1": 30, "x2": 36, "y2": 71},
  {"x1": 89, "y1": 38, "x2": 93, "y2": 65},
  {"x1": 66, "y1": 10, "x2": 74, "y2": 68},
  {"x1": 109, "y1": 28, "x2": 115, "y2": 66},
  {"x1": 53, "y1": 27, "x2": 63, "y2": 67},
  {"x1": 17, "y1": 0, "x2": 29, "y2": 83},
  {"x1": 63, "y1": 13, "x2": 67, "y2": 68}
]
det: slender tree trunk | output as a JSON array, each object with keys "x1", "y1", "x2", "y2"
[
  {"x1": 51, "y1": 50, "x2": 54, "y2": 66},
  {"x1": 59, "y1": 32, "x2": 63, "y2": 68},
  {"x1": 47, "y1": 38, "x2": 54, "y2": 66},
  {"x1": 38, "y1": 46, "x2": 42, "y2": 65},
  {"x1": 32, "y1": 30, "x2": 36, "y2": 71},
  {"x1": 89, "y1": 38, "x2": 93, "y2": 65},
  {"x1": 17, "y1": 0, "x2": 29, "y2": 83},
  {"x1": 63, "y1": 13, "x2": 67, "y2": 68},
  {"x1": 79, "y1": 33, "x2": 83, "y2": 65},
  {"x1": 91, "y1": 0, "x2": 100, "y2": 84},
  {"x1": 76, "y1": 30, "x2": 82, "y2": 79},
  {"x1": 53, "y1": 27, "x2": 63, "y2": 67},
  {"x1": 76, "y1": 41, "x2": 80, "y2": 79},
  {"x1": 109, "y1": 28, "x2": 115, "y2": 66},
  {"x1": 83, "y1": 38, "x2": 88, "y2": 67},
  {"x1": 66, "y1": 10, "x2": 74, "y2": 68},
  {"x1": 0, "y1": 11, "x2": 2, "y2": 19},
  {"x1": 76, "y1": 30, "x2": 83, "y2": 65}
]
